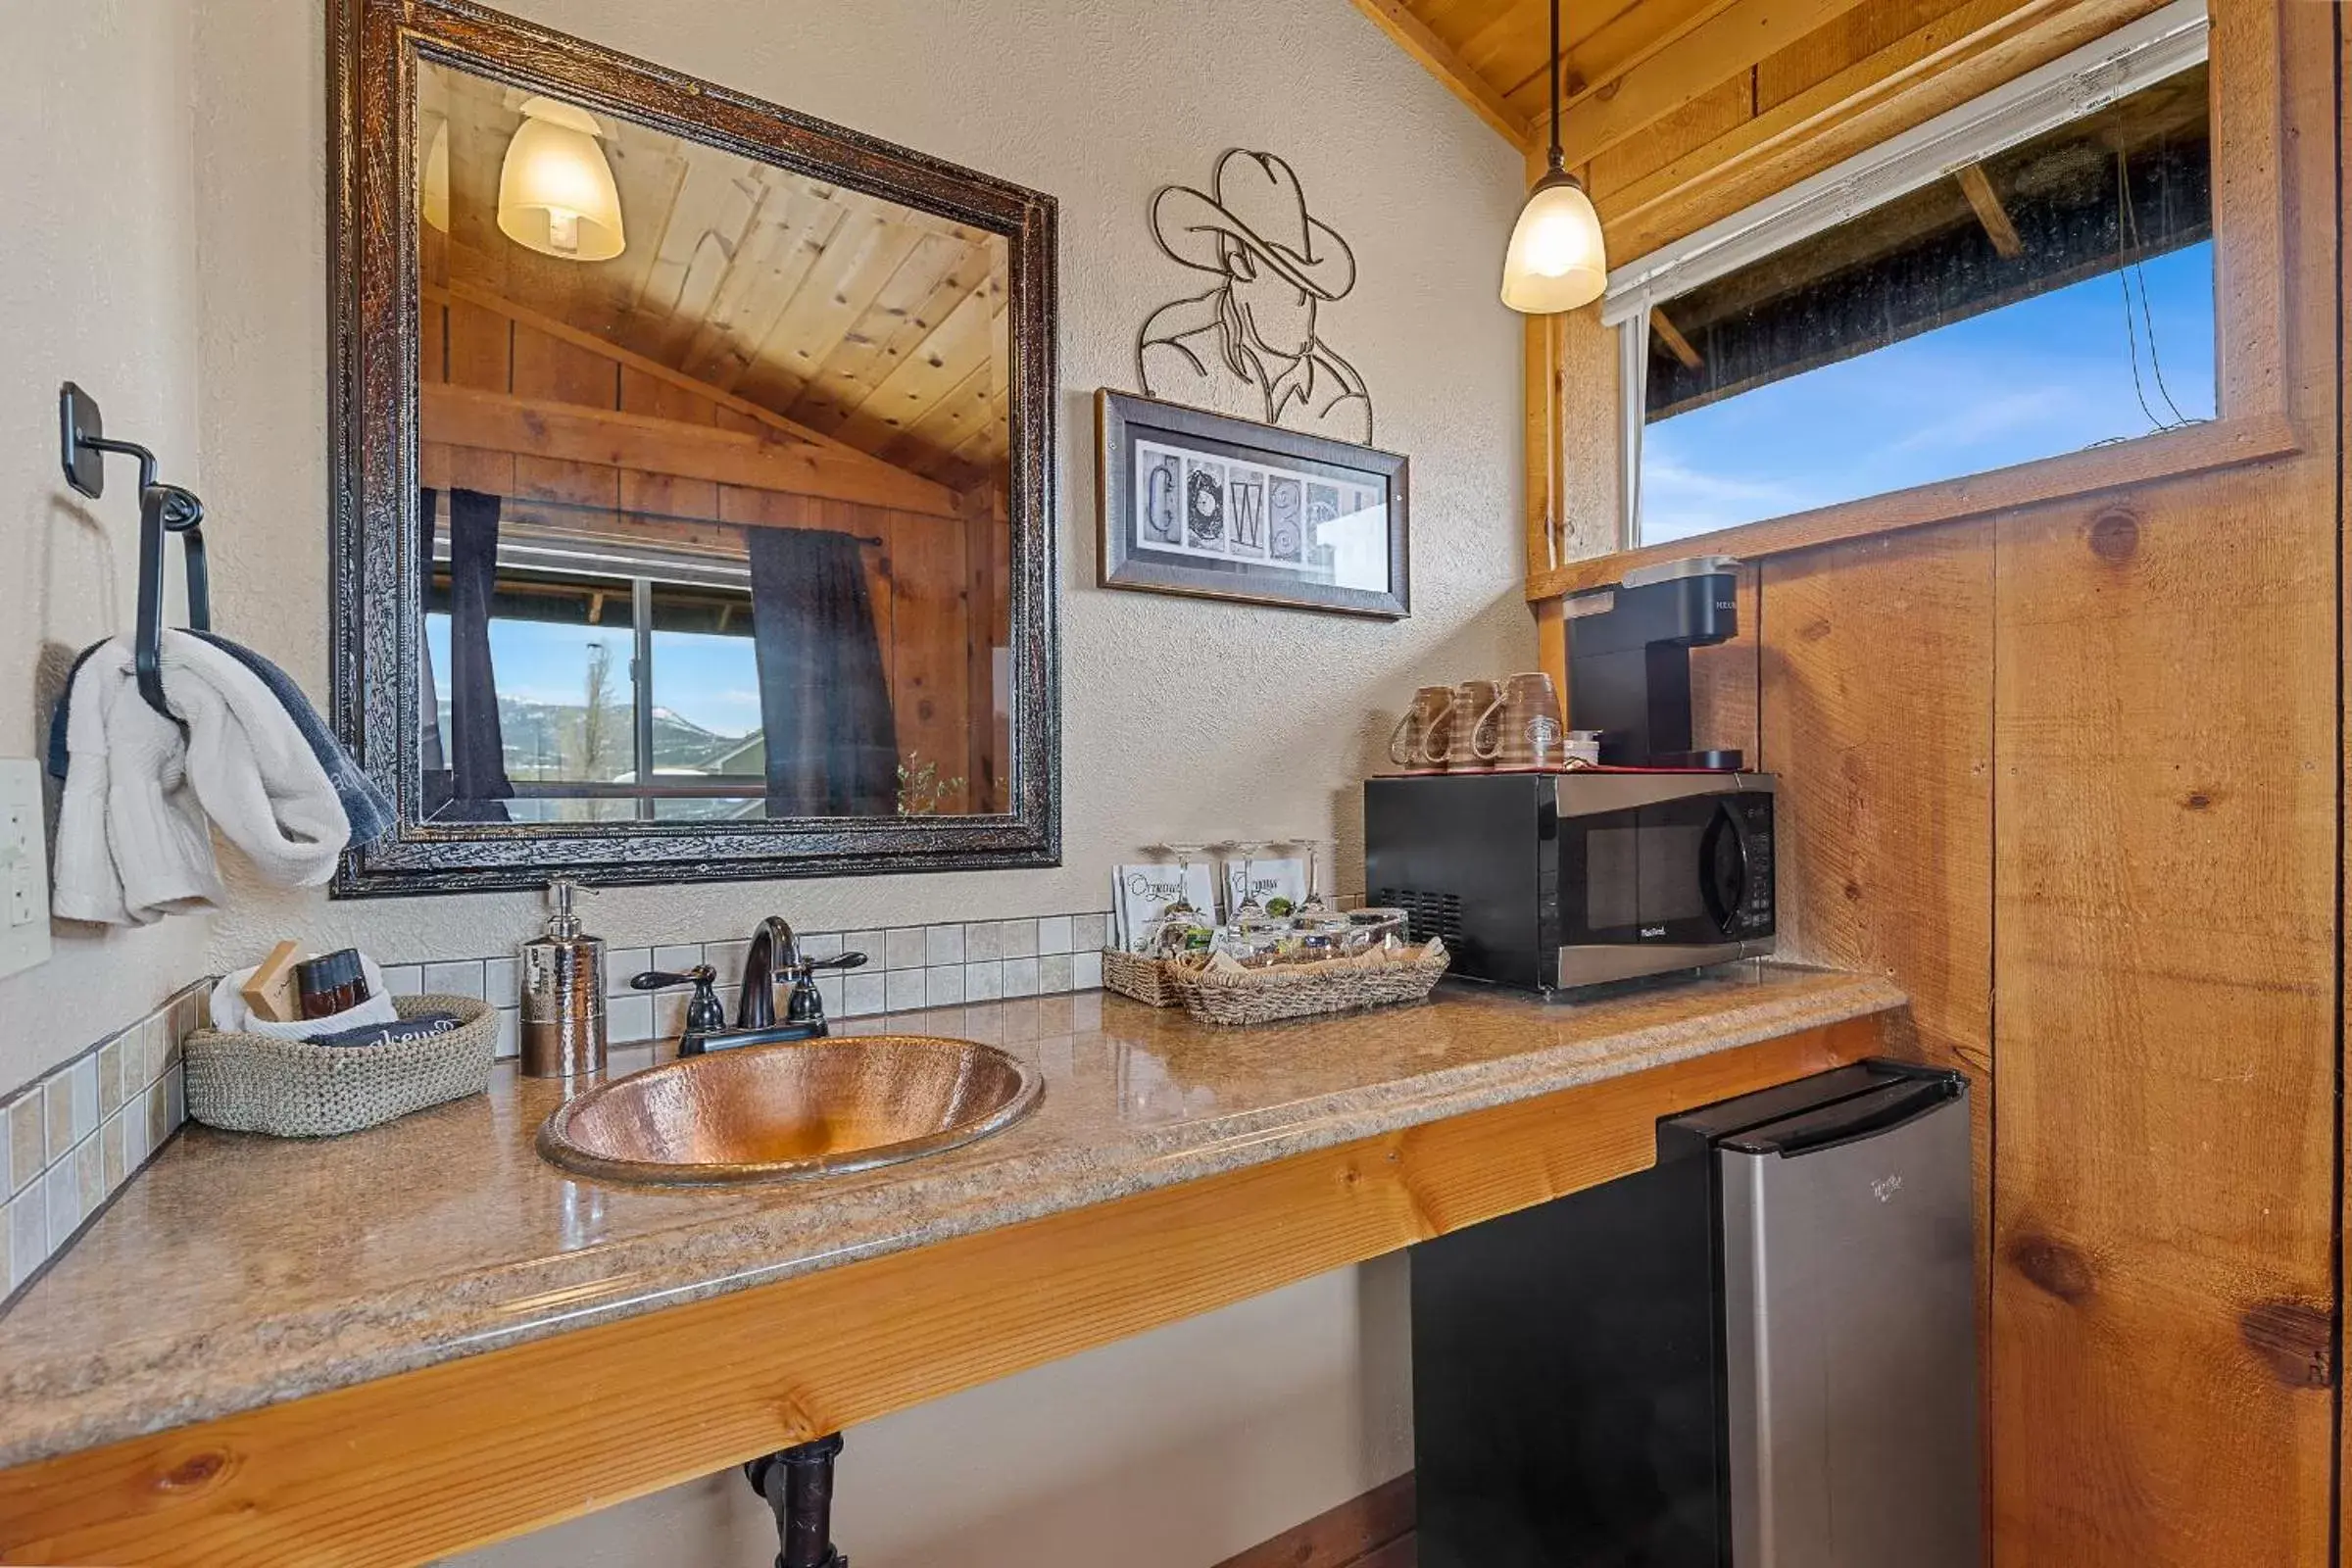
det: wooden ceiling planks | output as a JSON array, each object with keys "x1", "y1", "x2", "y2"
[{"x1": 422, "y1": 63, "x2": 1007, "y2": 489}]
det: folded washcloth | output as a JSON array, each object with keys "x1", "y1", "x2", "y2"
[
  {"x1": 48, "y1": 633, "x2": 393, "y2": 849},
  {"x1": 53, "y1": 632, "x2": 351, "y2": 925}
]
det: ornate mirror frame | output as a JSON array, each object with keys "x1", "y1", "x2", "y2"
[{"x1": 327, "y1": 0, "x2": 1059, "y2": 895}]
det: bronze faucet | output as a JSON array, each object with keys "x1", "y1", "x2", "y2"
[{"x1": 631, "y1": 915, "x2": 868, "y2": 1055}]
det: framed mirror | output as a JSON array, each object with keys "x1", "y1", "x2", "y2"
[{"x1": 329, "y1": 0, "x2": 1058, "y2": 894}]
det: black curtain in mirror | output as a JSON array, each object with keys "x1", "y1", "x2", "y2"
[
  {"x1": 431, "y1": 486, "x2": 514, "y2": 821},
  {"x1": 747, "y1": 527, "x2": 899, "y2": 816}
]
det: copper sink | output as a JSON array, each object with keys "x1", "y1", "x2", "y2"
[{"x1": 536, "y1": 1036, "x2": 1043, "y2": 1186}]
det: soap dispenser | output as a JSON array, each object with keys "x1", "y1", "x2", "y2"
[{"x1": 520, "y1": 877, "x2": 607, "y2": 1079}]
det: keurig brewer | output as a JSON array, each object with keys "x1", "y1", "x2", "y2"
[{"x1": 1565, "y1": 555, "x2": 1744, "y2": 769}]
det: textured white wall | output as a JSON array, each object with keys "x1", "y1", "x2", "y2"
[
  {"x1": 0, "y1": 0, "x2": 213, "y2": 1099},
  {"x1": 9, "y1": 0, "x2": 1529, "y2": 1560},
  {"x1": 192, "y1": 0, "x2": 1535, "y2": 971}
]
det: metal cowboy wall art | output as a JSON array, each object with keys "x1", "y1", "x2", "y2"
[{"x1": 1136, "y1": 149, "x2": 1375, "y2": 444}]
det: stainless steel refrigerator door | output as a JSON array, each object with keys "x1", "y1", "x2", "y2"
[{"x1": 1720, "y1": 1095, "x2": 1981, "y2": 1567}]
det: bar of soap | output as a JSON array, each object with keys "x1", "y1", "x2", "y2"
[{"x1": 240, "y1": 940, "x2": 306, "y2": 1024}]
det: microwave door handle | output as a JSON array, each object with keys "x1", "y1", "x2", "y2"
[{"x1": 1701, "y1": 802, "x2": 1749, "y2": 933}]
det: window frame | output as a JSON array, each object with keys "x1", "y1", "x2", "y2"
[{"x1": 1527, "y1": 0, "x2": 2298, "y2": 596}]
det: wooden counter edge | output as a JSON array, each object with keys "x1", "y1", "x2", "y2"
[{"x1": 0, "y1": 1016, "x2": 1886, "y2": 1567}]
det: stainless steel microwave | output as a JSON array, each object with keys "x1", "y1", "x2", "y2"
[{"x1": 1363, "y1": 771, "x2": 1776, "y2": 992}]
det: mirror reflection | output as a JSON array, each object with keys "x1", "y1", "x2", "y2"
[{"x1": 414, "y1": 59, "x2": 1012, "y2": 824}]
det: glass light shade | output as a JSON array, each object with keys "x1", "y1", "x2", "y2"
[
  {"x1": 420, "y1": 118, "x2": 451, "y2": 233},
  {"x1": 1500, "y1": 172, "x2": 1606, "y2": 314},
  {"x1": 497, "y1": 97, "x2": 625, "y2": 261}
]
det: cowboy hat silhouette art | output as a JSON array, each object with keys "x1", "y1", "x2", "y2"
[{"x1": 1137, "y1": 149, "x2": 1374, "y2": 443}]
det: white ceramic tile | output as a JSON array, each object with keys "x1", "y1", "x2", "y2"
[
  {"x1": 1002, "y1": 956, "x2": 1040, "y2": 998},
  {"x1": 885, "y1": 928, "x2": 928, "y2": 971},
  {"x1": 141, "y1": 1014, "x2": 172, "y2": 1087},
  {"x1": 493, "y1": 1007, "x2": 520, "y2": 1061},
  {"x1": 1038, "y1": 916, "x2": 1074, "y2": 956},
  {"x1": 607, "y1": 994, "x2": 655, "y2": 1044},
  {"x1": 885, "y1": 968, "x2": 926, "y2": 1012},
  {"x1": 170, "y1": 986, "x2": 205, "y2": 1041},
  {"x1": 71, "y1": 1055, "x2": 100, "y2": 1146},
  {"x1": 422, "y1": 960, "x2": 485, "y2": 1001},
  {"x1": 802, "y1": 931, "x2": 844, "y2": 961},
  {"x1": 605, "y1": 950, "x2": 651, "y2": 995},
  {"x1": 123, "y1": 1095, "x2": 151, "y2": 1172},
  {"x1": 381, "y1": 963, "x2": 424, "y2": 999},
  {"x1": 6, "y1": 1189, "x2": 44, "y2": 1295},
  {"x1": 924, "y1": 966, "x2": 965, "y2": 1006},
  {"x1": 482, "y1": 957, "x2": 518, "y2": 1008},
  {"x1": 963, "y1": 960, "x2": 1004, "y2": 1001},
  {"x1": 705, "y1": 940, "x2": 751, "y2": 988},
  {"x1": 1073, "y1": 913, "x2": 1109, "y2": 952},
  {"x1": 1072, "y1": 950, "x2": 1104, "y2": 992},
  {"x1": 961, "y1": 922, "x2": 1003, "y2": 963},
  {"x1": 999, "y1": 919, "x2": 1038, "y2": 959},
  {"x1": 0, "y1": 1108, "x2": 10, "y2": 1209},
  {"x1": 653, "y1": 944, "x2": 703, "y2": 976},
  {"x1": 1039, "y1": 954, "x2": 1075, "y2": 994},
  {"x1": 925, "y1": 925, "x2": 965, "y2": 967},
  {"x1": 97, "y1": 1036, "x2": 126, "y2": 1116},
  {"x1": 145, "y1": 1081, "x2": 170, "y2": 1157},
  {"x1": 844, "y1": 930, "x2": 886, "y2": 966},
  {"x1": 842, "y1": 970, "x2": 886, "y2": 1018},
  {"x1": 166, "y1": 1072, "x2": 185, "y2": 1138},
  {"x1": 43, "y1": 1156, "x2": 78, "y2": 1250},
  {"x1": 654, "y1": 991, "x2": 692, "y2": 1041},
  {"x1": 815, "y1": 974, "x2": 844, "y2": 1020}
]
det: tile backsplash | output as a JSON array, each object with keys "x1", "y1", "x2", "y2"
[
  {"x1": 3, "y1": 980, "x2": 204, "y2": 1307},
  {"x1": 381, "y1": 911, "x2": 1114, "y2": 1061}
]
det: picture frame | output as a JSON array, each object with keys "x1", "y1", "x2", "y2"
[{"x1": 1096, "y1": 389, "x2": 1409, "y2": 618}]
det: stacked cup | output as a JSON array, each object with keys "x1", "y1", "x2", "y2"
[{"x1": 1388, "y1": 672, "x2": 1574, "y2": 772}]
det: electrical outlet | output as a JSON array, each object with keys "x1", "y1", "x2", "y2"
[{"x1": 0, "y1": 760, "x2": 53, "y2": 980}]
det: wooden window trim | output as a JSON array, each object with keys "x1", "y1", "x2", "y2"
[{"x1": 1525, "y1": 0, "x2": 2296, "y2": 601}]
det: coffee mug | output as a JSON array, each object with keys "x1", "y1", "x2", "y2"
[
  {"x1": 1473, "y1": 671, "x2": 1566, "y2": 770},
  {"x1": 1388, "y1": 685, "x2": 1455, "y2": 769},
  {"x1": 1447, "y1": 679, "x2": 1500, "y2": 771}
]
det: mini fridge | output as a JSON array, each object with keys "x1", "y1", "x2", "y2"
[{"x1": 1411, "y1": 1061, "x2": 1980, "y2": 1567}]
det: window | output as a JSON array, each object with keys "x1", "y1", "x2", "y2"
[
  {"x1": 425, "y1": 556, "x2": 767, "y2": 824},
  {"x1": 1605, "y1": 0, "x2": 2212, "y2": 547}
]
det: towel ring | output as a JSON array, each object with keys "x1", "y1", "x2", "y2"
[{"x1": 59, "y1": 382, "x2": 212, "y2": 723}]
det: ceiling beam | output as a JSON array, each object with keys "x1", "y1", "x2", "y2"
[
  {"x1": 1556, "y1": 0, "x2": 1879, "y2": 167},
  {"x1": 1954, "y1": 163, "x2": 2025, "y2": 258},
  {"x1": 1500, "y1": 0, "x2": 1745, "y2": 126},
  {"x1": 420, "y1": 384, "x2": 963, "y2": 518},
  {"x1": 1651, "y1": 308, "x2": 1705, "y2": 369},
  {"x1": 1345, "y1": 0, "x2": 1535, "y2": 148}
]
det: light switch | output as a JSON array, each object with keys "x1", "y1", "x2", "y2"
[{"x1": 0, "y1": 760, "x2": 53, "y2": 980}]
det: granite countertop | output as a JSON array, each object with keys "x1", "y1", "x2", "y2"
[{"x1": 0, "y1": 963, "x2": 1902, "y2": 1468}]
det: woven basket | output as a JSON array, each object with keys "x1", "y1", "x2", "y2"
[
  {"x1": 1101, "y1": 948, "x2": 1184, "y2": 1007},
  {"x1": 1168, "y1": 949, "x2": 1450, "y2": 1027},
  {"x1": 184, "y1": 995, "x2": 498, "y2": 1138}
]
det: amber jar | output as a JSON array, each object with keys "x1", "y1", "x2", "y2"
[{"x1": 295, "y1": 949, "x2": 371, "y2": 1020}]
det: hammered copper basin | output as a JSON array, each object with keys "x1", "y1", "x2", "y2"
[{"x1": 536, "y1": 1036, "x2": 1043, "y2": 1185}]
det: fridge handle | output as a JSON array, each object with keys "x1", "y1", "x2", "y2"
[{"x1": 1734, "y1": 1077, "x2": 1961, "y2": 1157}]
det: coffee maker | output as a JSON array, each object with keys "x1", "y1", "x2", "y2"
[{"x1": 1565, "y1": 555, "x2": 1743, "y2": 768}]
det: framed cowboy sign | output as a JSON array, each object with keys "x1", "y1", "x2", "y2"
[{"x1": 1096, "y1": 388, "x2": 1409, "y2": 619}]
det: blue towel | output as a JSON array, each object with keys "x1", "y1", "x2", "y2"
[{"x1": 47, "y1": 633, "x2": 396, "y2": 850}]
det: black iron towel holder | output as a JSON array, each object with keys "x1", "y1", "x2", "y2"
[{"x1": 58, "y1": 381, "x2": 210, "y2": 722}]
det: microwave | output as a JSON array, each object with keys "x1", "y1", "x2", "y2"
[{"x1": 1363, "y1": 771, "x2": 1776, "y2": 992}]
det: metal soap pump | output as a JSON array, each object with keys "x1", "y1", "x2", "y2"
[{"x1": 520, "y1": 877, "x2": 607, "y2": 1078}]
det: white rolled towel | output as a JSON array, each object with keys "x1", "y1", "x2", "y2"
[{"x1": 53, "y1": 632, "x2": 350, "y2": 925}]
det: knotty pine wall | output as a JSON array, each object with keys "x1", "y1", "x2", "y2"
[{"x1": 1535, "y1": 0, "x2": 2341, "y2": 1559}]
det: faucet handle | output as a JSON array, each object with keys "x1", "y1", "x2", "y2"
[
  {"x1": 807, "y1": 951, "x2": 868, "y2": 972},
  {"x1": 630, "y1": 964, "x2": 714, "y2": 992},
  {"x1": 631, "y1": 964, "x2": 728, "y2": 1052}
]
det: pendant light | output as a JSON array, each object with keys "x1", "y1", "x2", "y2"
[
  {"x1": 1500, "y1": 0, "x2": 1606, "y2": 314},
  {"x1": 497, "y1": 96, "x2": 625, "y2": 262}
]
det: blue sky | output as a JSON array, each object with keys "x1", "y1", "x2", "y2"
[
  {"x1": 1641, "y1": 240, "x2": 2217, "y2": 543},
  {"x1": 428, "y1": 617, "x2": 765, "y2": 737}
]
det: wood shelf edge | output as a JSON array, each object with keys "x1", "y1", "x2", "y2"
[
  {"x1": 1527, "y1": 396, "x2": 2300, "y2": 603},
  {"x1": 0, "y1": 1017, "x2": 1888, "y2": 1567}
]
